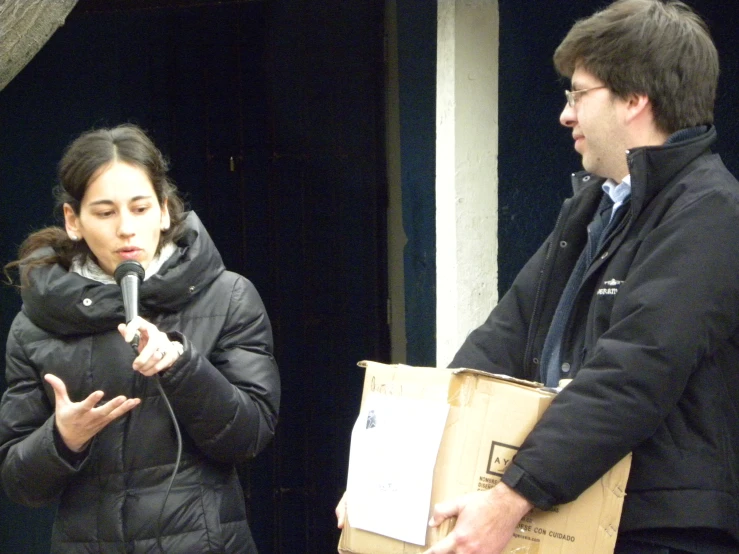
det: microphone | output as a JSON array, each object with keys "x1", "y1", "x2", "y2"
[{"x1": 114, "y1": 260, "x2": 145, "y2": 350}]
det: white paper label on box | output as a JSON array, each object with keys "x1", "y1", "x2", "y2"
[{"x1": 346, "y1": 392, "x2": 449, "y2": 545}]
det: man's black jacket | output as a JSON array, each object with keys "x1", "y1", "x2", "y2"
[{"x1": 451, "y1": 127, "x2": 739, "y2": 541}]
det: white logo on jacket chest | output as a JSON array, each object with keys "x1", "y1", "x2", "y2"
[{"x1": 597, "y1": 278, "x2": 623, "y2": 296}]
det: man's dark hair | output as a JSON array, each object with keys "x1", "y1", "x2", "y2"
[{"x1": 554, "y1": 0, "x2": 718, "y2": 134}]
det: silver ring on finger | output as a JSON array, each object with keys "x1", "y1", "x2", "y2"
[{"x1": 155, "y1": 348, "x2": 165, "y2": 359}]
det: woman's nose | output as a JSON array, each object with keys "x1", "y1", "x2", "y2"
[{"x1": 117, "y1": 212, "x2": 135, "y2": 237}]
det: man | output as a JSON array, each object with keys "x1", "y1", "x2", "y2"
[{"x1": 425, "y1": 1, "x2": 739, "y2": 553}]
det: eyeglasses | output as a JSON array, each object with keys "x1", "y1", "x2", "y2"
[{"x1": 564, "y1": 86, "x2": 608, "y2": 107}]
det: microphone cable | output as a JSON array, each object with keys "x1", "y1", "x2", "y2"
[
  {"x1": 153, "y1": 374, "x2": 182, "y2": 554},
  {"x1": 117, "y1": 262, "x2": 181, "y2": 552},
  {"x1": 130, "y1": 340, "x2": 182, "y2": 554}
]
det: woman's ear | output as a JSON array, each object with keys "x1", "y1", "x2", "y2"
[
  {"x1": 63, "y1": 203, "x2": 81, "y2": 241},
  {"x1": 160, "y1": 198, "x2": 171, "y2": 232}
]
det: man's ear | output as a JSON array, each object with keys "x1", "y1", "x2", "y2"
[
  {"x1": 624, "y1": 92, "x2": 652, "y2": 123},
  {"x1": 623, "y1": 92, "x2": 668, "y2": 143},
  {"x1": 63, "y1": 203, "x2": 82, "y2": 241}
]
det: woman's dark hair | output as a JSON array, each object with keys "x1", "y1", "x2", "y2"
[
  {"x1": 554, "y1": 0, "x2": 718, "y2": 134},
  {"x1": 5, "y1": 124, "x2": 187, "y2": 286}
]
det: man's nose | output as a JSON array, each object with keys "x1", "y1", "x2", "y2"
[{"x1": 560, "y1": 102, "x2": 576, "y2": 128}]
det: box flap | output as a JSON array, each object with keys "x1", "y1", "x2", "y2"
[
  {"x1": 361, "y1": 361, "x2": 548, "y2": 391},
  {"x1": 451, "y1": 367, "x2": 551, "y2": 391}
]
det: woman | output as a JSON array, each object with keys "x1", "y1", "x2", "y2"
[{"x1": 0, "y1": 124, "x2": 280, "y2": 553}]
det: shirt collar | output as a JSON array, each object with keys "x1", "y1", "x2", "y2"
[{"x1": 602, "y1": 175, "x2": 631, "y2": 205}]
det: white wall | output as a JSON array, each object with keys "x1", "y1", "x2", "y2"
[{"x1": 436, "y1": 0, "x2": 499, "y2": 366}]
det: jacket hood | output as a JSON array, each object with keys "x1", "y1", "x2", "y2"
[{"x1": 21, "y1": 211, "x2": 225, "y2": 336}]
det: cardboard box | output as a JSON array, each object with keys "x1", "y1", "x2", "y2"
[{"x1": 338, "y1": 361, "x2": 631, "y2": 554}]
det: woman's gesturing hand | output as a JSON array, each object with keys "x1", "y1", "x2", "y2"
[{"x1": 44, "y1": 373, "x2": 141, "y2": 453}]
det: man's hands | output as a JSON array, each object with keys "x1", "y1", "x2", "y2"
[
  {"x1": 335, "y1": 484, "x2": 533, "y2": 553},
  {"x1": 44, "y1": 373, "x2": 141, "y2": 453},
  {"x1": 422, "y1": 484, "x2": 534, "y2": 554},
  {"x1": 335, "y1": 491, "x2": 348, "y2": 529}
]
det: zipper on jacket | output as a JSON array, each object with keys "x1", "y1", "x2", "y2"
[
  {"x1": 560, "y1": 207, "x2": 633, "y2": 374},
  {"x1": 584, "y1": 202, "x2": 632, "y2": 279},
  {"x1": 523, "y1": 201, "x2": 571, "y2": 381}
]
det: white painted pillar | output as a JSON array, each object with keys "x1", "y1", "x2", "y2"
[{"x1": 436, "y1": 0, "x2": 499, "y2": 367}]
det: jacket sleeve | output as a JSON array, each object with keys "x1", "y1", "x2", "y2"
[
  {"x1": 502, "y1": 182, "x2": 739, "y2": 507},
  {"x1": 0, "y1": 317, "x2": 88, "y2": 507},
  {"x1": 449, "y1": 238, "x2": 551, "y2": 377},
  {"x1": 158, "y1": 275, "x2": 280, "y2": 463}
]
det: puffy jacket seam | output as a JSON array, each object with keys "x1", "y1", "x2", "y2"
[{"x1": 197, "y1": 480, "x2": 215, "y2": 550}]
